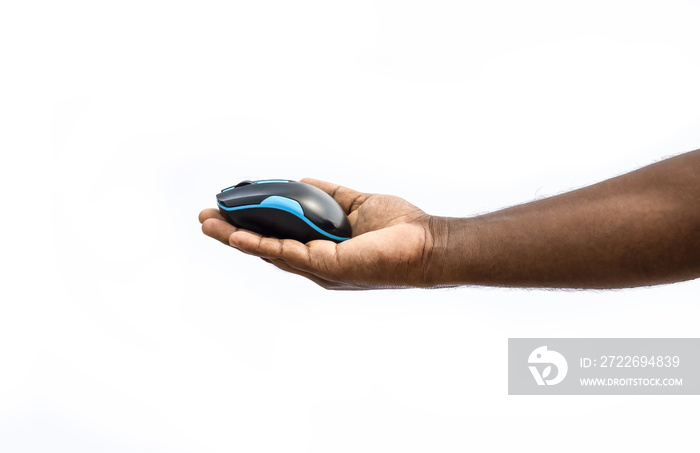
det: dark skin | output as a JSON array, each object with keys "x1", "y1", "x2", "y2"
[{"x1": 199, "y1": 150, "x2": 700, "y2": 290}]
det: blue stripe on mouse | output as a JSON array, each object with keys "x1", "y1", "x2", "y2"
[{"x1": 216, "y1": 179, "x2": 352, "y2": 243}]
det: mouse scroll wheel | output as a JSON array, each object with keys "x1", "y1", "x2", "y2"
[{"x1": 235, "y1": 180, "x2": 254, "y2": 188}]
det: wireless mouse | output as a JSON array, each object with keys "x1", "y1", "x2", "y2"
[{"x1": 216, "y1": 179, "x2": 352, "y2": 243}]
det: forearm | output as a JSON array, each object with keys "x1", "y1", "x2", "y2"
[{"x1": 429, "y1": 150, "x2": 700, "y2": 288}]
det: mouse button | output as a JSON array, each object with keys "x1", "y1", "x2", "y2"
[
  {"x1": 220, "y1": 180, "x2": 253, "y2": 193},
  {"x1": 259, "y1": 196, "x2": 304, "y2": 217},
  {"x1": 216, "y1": 188, "x2": 271, "y2": 207}
]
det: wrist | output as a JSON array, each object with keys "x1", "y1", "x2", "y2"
[{"x1": 425, "y1": 215, "x2": 479, "y2": 287}]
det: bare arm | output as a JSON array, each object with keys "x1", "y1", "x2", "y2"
[
  {"x1": 430, "y1": 149, "x2": 700, "y2": 288},
  {"x1": 199, "y1": 150, "x2": 700, "y2": 289}
]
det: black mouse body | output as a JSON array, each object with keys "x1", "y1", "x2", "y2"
[{"x1": 216, "y1": 180, "x2": 352, "y2": 243}]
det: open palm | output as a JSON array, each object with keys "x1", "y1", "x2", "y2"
[{"x1": 199, "y1": 178, "x2": 438, "y2": 289}]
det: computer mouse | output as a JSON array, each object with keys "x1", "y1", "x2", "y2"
[{"x1": 216, "y1": 179, "x2": 352, "y2": 243}]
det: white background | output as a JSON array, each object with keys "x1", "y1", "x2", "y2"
[{"x1": 2, "y1": 1, "x2": 700, "y2": 451}]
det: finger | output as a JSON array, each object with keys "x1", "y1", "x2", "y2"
[
  {"x1": 199, "y1": 208, "x2": 226, "y2": 224},
  {"x1": 300, "y1": 178, "x2": 368, "y2": 214},
  {"x1": 201, "y1": 218, "x2": 238, "y2": 246},
  {"x1": 228, "y1": 230, "x2": 313, "y2": 270},
  {"x1": 229, "y1": 230, "x2": 342, "y2": 279}
]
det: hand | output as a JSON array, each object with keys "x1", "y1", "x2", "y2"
[{"x1": 199, "y1": 178, "x2": 441, "y2": 289}]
